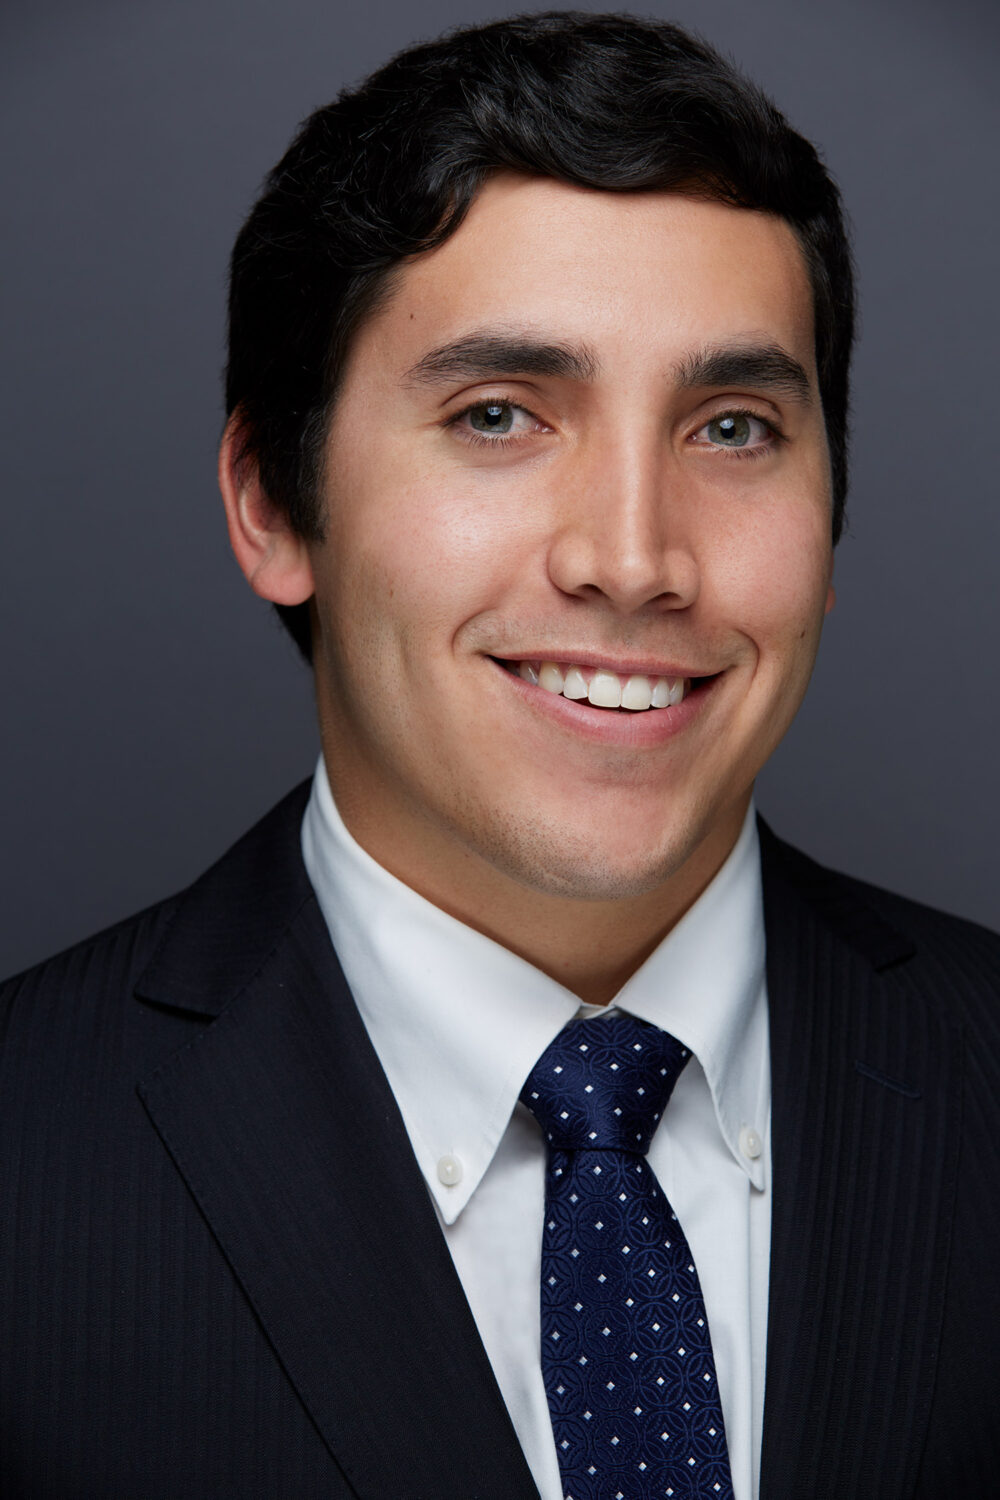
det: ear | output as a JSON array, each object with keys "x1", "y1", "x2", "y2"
[
  {"x1": 218, "y1": 412, "x2": 315, "y2": 605},
  {"x1": 825, "y1": 582, "x2": 836, "y2": 616}
]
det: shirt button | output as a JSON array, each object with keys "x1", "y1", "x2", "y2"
[
  {"x1": 739, "y1": 1126, "x2": 762, "y2": 1161},
  {"x1": 437, "y1": 1154, "x2": 463, "y2": 1187}
]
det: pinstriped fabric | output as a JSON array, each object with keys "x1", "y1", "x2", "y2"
[
  {"x1": 762, "y1": 888, "x2": 955, "y2": 1498},
  {"x1": 865, "y1": 889, "x2": 1000, "y2": 1492},
  {"x1": 139, "y1": 894, "x2": 538, "y2": 1499},
  {"x1": 0, "y1": 784, "x2": 539, "y2": 1499},
  {"x1": 1, "y1": 786, "x2": 998, "y2": 1498},
  {"x1": 758, "y1": 824, "x2": 1000, "y2": 1500},
  {"x1": 0, "y1": 898, "x2": 341, "y2": 1498}
]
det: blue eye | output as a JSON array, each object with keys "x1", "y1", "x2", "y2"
[
  {"x1": 469, "y1": 401, "x2": 515, "y2": 434},
  {"x1": 451, "y1": 398, "x2": 548, "y2": 447},
  {"x1": 697, "y1": 411, "x2": 775, "y2": 452}
]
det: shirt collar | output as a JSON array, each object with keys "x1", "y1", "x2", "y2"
[
  {"x1": 302, "y1": 758, "x2": 767, "y2": 1223},
  {"x1": 609, "y1": 804, "x2": 768, "y2": 1189}
]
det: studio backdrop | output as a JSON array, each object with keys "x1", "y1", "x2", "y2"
[{"x1": 1, "y1": 0, "x2": 997, "y2": 975}]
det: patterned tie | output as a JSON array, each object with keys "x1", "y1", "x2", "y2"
[{"x1": 520, "y1": 1012, "x2": 735, "y2": 1499}]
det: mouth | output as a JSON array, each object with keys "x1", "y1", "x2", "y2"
[{"x1": 492, "y1": 658, "x2": 716, "y2": 713}]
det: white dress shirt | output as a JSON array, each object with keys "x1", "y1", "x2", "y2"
[{"x1": 302, "y1": 757, "x2": 770, "y2": 1500}]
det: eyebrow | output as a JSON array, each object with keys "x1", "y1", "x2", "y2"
[
  {"x1": 403, "y1": 330, "x2": 599, "y2": 386},
  {"x1": 402, "y1": 329, "x2": 813, "y2": 405},
  {"x1": 672, "y1": 342, "x2": 814, "y2": 403}
]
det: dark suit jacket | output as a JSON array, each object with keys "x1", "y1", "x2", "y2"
[{"x1": 2, "y1": 781, "x2": 999, "y2": 1497}]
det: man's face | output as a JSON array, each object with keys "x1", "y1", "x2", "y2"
[{"x1": 307, "y1": 175, "x2": 834, "y2": 905}]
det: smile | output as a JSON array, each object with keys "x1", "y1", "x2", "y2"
[{"x1": 498, "y1": 660, "x2": 692, "y2": 712}]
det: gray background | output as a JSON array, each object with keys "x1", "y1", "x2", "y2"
[{"x1": 2, "y1": 0, "x2": 997, "y2": 978}]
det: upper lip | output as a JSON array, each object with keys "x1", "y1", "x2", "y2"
[{"x1": 491, "y1": 651, "x2": 719, "y2": 679}]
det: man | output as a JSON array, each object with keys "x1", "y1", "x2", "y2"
[{"x1": 2, "y1": 11, "x2": 998, "y2": 1498}]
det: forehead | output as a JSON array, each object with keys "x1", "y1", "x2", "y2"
[{"x1": 355, "y1": 172, "x2": 816, "y2": 382}]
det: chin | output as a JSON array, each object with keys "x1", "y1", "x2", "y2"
[{"x1": 463, "y1": 802, "x2": 701, "y2": 903}]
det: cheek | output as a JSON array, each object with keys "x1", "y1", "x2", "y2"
[
  {"x1": 704, "y1": 500, "x2": 833, "y2": 661},
  {"x1": 320, "y1": 452, "x2": 531, "y2": 662}
]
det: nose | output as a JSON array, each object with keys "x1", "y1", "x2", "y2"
[{"x1": 545, "y1": 430, "x2": 700, "y2": 614}]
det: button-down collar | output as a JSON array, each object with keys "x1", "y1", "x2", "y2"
[
  {"x1": 606, "y1": 801, "x2": 768, "y2": 1190},
  {"x1": 302, "y1": 758, "x2": 767, "y2": 1222}
]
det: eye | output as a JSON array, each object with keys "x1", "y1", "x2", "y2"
[
  {"x1": 469, "y1": 401, "x2": 517, "y2": 434},
  {"x1": 693, "y1": 409, "x2": 777, "y2": 453},
  {"x1": 449, "y1": 399, "x2": 546, "y2": 446}
]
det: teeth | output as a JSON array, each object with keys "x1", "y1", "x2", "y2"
[
  {"x1": 621, "y1": 675, "x2": 653, "y2": 711},
  {"x1": 562, "y1": 667, "x2": 589, "y2": 701},
  {"x1": 513, "y1": 659, "x2": 690, "y2": 712},
  {"x1": 588, "y1": 670, "x2": 622, "y2": 709}
]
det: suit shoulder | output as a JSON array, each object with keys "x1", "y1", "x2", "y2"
[
  {"x1": 762, "y1": 828, "x2": 1000, "y2": 1126},
  {"x1": 0, "y1": 891, "x2": 202, "y2": 1131},
  {"x1": 762, "y1": 822, "x2": 1000, "y2": 1030},
  {"x1": 1, "y1": 779, "x2": 315, "y2": 1051},
  {"x1": 0, "y1": 893, "x2": 184, "y2": 1017},
  {"x1": 843, "y1": 875, "x2": 998, "y2": 961}
]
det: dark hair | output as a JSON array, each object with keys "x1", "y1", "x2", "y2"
[{"x1": 226, "y1": 10, "x2": 856, "y2": 660}]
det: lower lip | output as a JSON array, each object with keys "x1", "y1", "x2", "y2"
[{"x1": 491, "y1": 661, "x2": 718, "y2": 747}]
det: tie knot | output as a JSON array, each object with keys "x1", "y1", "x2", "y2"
[{"x1": 520, "y1": 1013, "x2": 689, "y2": 1155}]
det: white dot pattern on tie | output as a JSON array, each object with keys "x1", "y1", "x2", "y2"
[{"x1": 521, "y1": 1012, "x2": 735, "y2": 1499}]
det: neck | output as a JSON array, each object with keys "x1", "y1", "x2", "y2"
[{"x1": 323, "y1": 758, "x2": 748, "y2": 1008}]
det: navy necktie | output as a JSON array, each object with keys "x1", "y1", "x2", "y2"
[{"x1": 520, "y1": 1012, "x2": 735, "y2": 1499}]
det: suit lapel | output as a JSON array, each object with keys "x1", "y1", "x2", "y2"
[
  {"x1": 758, "y1": 826, "x2": 962, "y2": 1499},
  {"x1": 136, "y1": 785, "x2": 539, "y2": 1500},
  {"x1": 135, "y1": 784, "x2": 959, "y2": 1497}
]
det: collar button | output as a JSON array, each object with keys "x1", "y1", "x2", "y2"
[{"x1": 437, "y1": 1154, "x2": 463, "y2": 1186}]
